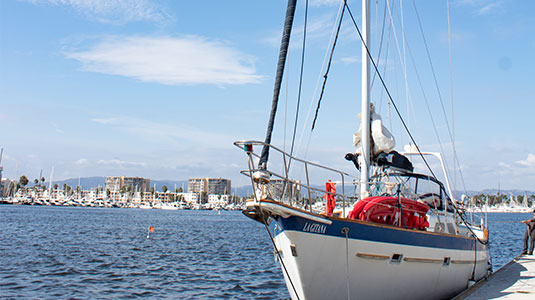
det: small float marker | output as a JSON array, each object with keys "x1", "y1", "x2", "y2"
[{"x1": 147, "y1": 226, "x2": 155, "y2": 239}]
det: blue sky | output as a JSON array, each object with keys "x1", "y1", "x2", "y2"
[{"x1": 1, "y1": 0, "x2": 534, "y2": 191}]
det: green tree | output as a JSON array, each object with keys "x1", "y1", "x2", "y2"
[
  {"x1": 41, "y1": 176, "x2": 45, "y2": 186},
  {"x1": 162, "y1": 185, "x2": 168, "y2": 193},
  {"x1": 150, "y1": 186, "x2": 155, "y2": 195},
  {"x1": 8, "y1": 182, "x2": 16, "y2": 196},
  {"x1": 54, "y1": 183, "x2": 59, "y2": 190},
  {"x1": 19, "y1": 175, "x2": 29, "y2": 188},
  {"x1": 63, "y1": 184, "x2": 72, "y2": 196},
  {"x1": 177, "y1": 187, "x2": 183, "y2": 193}
]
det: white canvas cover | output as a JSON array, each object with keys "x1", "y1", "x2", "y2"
[{"x1": 353, "y1": 103, "x2": 395, "y2": 156}]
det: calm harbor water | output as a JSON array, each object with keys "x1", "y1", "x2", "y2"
[{"x1": 0, "y1": 205, "x2": 530, "y2": 299}]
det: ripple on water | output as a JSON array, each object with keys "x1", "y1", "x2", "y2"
[{"x1": 0, "y1": 206, "x2": 288, "y2": 299}]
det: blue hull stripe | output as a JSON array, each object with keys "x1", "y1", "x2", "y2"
[{"x1": 273, "y1": 216, "x2": 487, "y2": 252}]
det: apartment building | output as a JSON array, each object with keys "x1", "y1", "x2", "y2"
[{"x1": 105, "y1": 176, "x2": 150, "y2": 192}]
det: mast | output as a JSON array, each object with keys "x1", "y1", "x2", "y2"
[
  {"x1": 359, "y1": 0, "x2": 371, "y2": 199},
  {"x1": 0, "y1": 149, "x2": 3, "y2": 196},
  {"x1": 259, "y1": 0, "x2": 297, "y2": 169},
  {"x1": 48, "y1": 166, "x2": 54, "y2": 194}
]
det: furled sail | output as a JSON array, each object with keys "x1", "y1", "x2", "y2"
[{"x1": 353, "y1": 103, "x2": 395, "y2": 156}]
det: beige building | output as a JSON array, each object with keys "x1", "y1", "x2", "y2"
[
  {"x1": 269, "y1": 178, "x2": 301, "y2": 201},
  {"x1": 188, "y1": 178, "x2": 231, "y2": 203},
  {"x1": 105, "y1": 176, "x2": 150, "y2": 192}
]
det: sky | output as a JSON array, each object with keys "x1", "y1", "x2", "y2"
[{"x1": 1, "y1": 0, "x2": 534, "y2": 192}]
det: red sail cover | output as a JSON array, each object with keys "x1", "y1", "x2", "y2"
[
  {"x1": 348, "y1": 196, "x2": 429, "y2": 230},
  {"x1": 324, "y1": 181, "x2": 336, "y2": 216}
]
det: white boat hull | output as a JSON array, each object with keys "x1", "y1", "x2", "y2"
[{"x1": 258, "y1": 206, "x2": 490, "y2": 300}]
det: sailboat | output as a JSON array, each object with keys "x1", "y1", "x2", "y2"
[{"x1": 235, "y1": 1, "x2": 491, "y2": 299}]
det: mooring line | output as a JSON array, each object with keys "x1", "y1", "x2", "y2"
[{"x1": 262, "y1": 216, "x2": 301, "y2": 300}]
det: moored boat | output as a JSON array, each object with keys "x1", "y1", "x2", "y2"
[{"x1": 235, "y1": 1, "x2": 491, "y2": 299}]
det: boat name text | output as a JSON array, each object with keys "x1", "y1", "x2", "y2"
[{"x1": 303, "y1": 222, "x2": 327, "y2": 234}]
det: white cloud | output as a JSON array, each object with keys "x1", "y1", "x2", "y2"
[
  {"x1": 75, "y1": 158, "x2": 89, "y2": 166},
  {"x1": 310, "y1": 0, "x2": 341, "y2": 7},
  {"x1": 90, "y1": 118, "x2": 116, "y2": 125},
  {"x1": 23, "y1": 0, "x2": 169, "y2": 24},
  {"x1": 477, "y1": 1, "x2": 503, "y2": 15},
  {"x1": 516, "y1": 153, "x2": 535, "y2": 167},
  {"x1": 455, "y1": 0, "x2": 504, "y2": 16},
  {"x1": 64, "y1": 35, "x2": 263, "y2": 85},
  {"x1": 89, "y1": 115, "x2": 234, "y2": 147},
  {"x1": 340, "y1": 56, "x2": 359, "y2": 64},
  {"x1": 262, "y1": 13, "x2": 341, "y2": 48},
  {"x1": 97, "y1": 159, "x2": 147, "y2": 168}
]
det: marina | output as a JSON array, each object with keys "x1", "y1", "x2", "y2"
[
  {"x1": 1, "y1": 0, "x2": 535, "y2": 299},
  {"x1": 0, "y1": 193, "x2": 244, "y2": 211},
  {"x1": 0, "y1": 176, "x2": 244, "y2": 210}
]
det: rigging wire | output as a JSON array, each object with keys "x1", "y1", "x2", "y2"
[
  {"x1": 289, "y1": 0, "x2": 309, "y2": 162},
  {"x1": 310, "y1": 3, "x2": 345, "y2": 131},
  {"x1": 262, "y1": 218, "x2": 302, "y2": 300},
  {"x1": 400, "y1": 0, "x2": 410, "y2": 133},
  {"x1": 404, "y1": 39, "x2": 453, "y2": 185},
  {"x1": 295, "y1": 1, "x2": 346, "y2": 177},
  {"x1": 447, "y1": 0, "x2": 458, "y2": 199},
  {"x1": 392, "y1": 4, "x2": 454, "y2": 184},
  {"x1": 283, "y1": 43, "x2": 290, "y2": 153},
  {"x1": 411, "y1": 0, "x2": 468, "y2": 195},
  {"x1": 259, "y1": 0, "x2": 297, "y2": 168},
  {"x1": 344, "y1": 2, "x2": 440, "y2": 181},
  {"x1": 411, "y1": 0, "x2": 453, "y2": 145},
  {"x1": 384, "y1": 0, "x2": 417, "y2": 147},
  {"x1": 246, "y1": 153, "x2": 301, "y2": 299},
  {"x1": 370, "y1": 0, "x2": 388, "y2": 90},
  {"x1": 380, "y1": 0, "x2": 395, "y2": 132}
]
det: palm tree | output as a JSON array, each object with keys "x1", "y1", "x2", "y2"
[
  {"x1": 64, "y1": 184, "x2": 72, "y2": 196},
  {"x1": 162, "y1": 185, "x2": 168, "y2": 193},
  {"x1": 8, "y1": 182, "x2": 16, "y2": 197},
  {"x1": 19, "y1": 175, "x2": 29, "y2": 188}
]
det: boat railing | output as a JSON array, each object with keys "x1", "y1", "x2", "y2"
[{"x1": 234, "y1": 140, "x2": 359, "y2": 214}]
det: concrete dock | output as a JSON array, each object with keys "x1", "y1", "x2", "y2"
[{"x1": 453, "y1": 255, "x2": 535, "y2": 299}]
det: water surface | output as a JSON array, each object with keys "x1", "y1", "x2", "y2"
[{"x1": 0, "y1": 205, "x2": 528, "y2": 299}]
